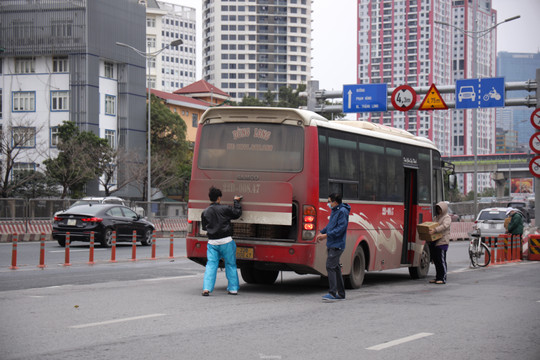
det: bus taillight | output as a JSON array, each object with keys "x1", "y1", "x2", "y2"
[
  {"x1": 187, "y1": 220, "x2": 193, "y2": 234},
  {"x1": 302, "y1": 205, "x2": 316, "y2": 240}
]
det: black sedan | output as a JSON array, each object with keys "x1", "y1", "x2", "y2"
[{"x1": 52, "y1": 204, "x2": 155, "y2": 248}]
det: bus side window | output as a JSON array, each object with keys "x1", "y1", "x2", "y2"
[{"x1": 318, "y1": 134, "x2": 329, "y2": 197}]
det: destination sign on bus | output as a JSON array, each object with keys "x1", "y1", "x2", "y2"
[{"x1": 198, "y1": 122, "x2": 304, "y2": 172}]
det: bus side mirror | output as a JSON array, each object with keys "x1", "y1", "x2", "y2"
[{"x1": 448, "y1": 174, "x2": 457, "y2": 190}]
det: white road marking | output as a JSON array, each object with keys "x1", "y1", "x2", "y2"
[
  {"x1": 366, "y1": 332, "x2": 434, "y2": 351},
  {"x1": 141, "y1": 275, "x2": 198, "y2": 282},
  {"x1": 70, "y1": 313, "x2": 166, "y2": 329}
]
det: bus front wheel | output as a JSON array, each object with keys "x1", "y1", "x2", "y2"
[
  {"x1": 409, "y1": 243, "x2": 430, "y2": 279},
  {"x1": 345, "y1": 246, "x2": 365, "y2": 289}
]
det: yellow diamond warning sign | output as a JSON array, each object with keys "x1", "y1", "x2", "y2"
[{"x1": 419, "y1": 84, "x2": 448, "y2": 110}]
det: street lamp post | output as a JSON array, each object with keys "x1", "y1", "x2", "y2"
[
  {"x1": 116, "y1": 39, "x2": 183, "y2": 216},
  {"x1": 435, "y1": 14, "x2": 520, "y2": 216}
]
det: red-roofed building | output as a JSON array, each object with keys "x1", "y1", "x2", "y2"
[
  {"x1": 150, "y1": 82, "x2": 230, "y2": 142},
  {"x1": 173, "y1": 79, "x2": 231, "y2": 106}
]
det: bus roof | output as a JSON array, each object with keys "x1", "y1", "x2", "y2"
[
  {"x1": 199, "y1": 106, "x2": 328, "y2": 125},
  {"x1": 318, "y1": 119, "x2": 438, "y2": 150},
  {"x1": 200, "y1": 106, "x2": 438, "y2": 151}
]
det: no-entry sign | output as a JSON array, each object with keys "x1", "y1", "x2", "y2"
[
  {"x1": 530, "y1": 133, "x2": 540, "y2": 154},
  {"x1": 529, "y1": 155, "x2": 540, "y2": 178},
  {"x1": 531, "y1": 108, "x2": 540, "y2": 130}
]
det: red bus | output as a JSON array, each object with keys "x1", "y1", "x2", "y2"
[{"x1": 187, "y1": 107, "x2": 448, "y2": 288}]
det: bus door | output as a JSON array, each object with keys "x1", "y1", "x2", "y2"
[{"x1": 401, "y1": 167, "x2": 418, "y2": 264}]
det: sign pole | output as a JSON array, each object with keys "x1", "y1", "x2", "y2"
[{"x1": 536, "y1": 69, "x2": 540, "y2": 223}]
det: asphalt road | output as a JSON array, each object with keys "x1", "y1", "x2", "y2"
[{"x1": 1, "y1": 240, "x2": 539, "y2": 360}]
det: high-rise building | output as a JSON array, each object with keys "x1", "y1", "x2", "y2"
[
  {"x1": 357, "y1": 0, "x2": 497, "y2": 194},
  {"x1": 495, "y1": 128, "x2": 518, "y2": 154},
  {"x1": 0, "y1": 0, "x2": 147, "y2": 197},
  {"x1": 202, "y1": 0, "x2": 312, "y2": 102},
  {"x1": 497, "y1": 51, "x2": 540, "y2": 146},
  {"x1": 357, "y1": 0, "x2": 453, "y2": 153},
  {"x1": 145, "y1": 0, "x2": 197, "y2": 93},
  {"x1": 449, "y1": 0, "x2": 497, "y2": 193}
]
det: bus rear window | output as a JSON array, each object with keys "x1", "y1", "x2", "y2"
[{"x1": 198, "y1": 123, "x2": 304, "y2": 172}]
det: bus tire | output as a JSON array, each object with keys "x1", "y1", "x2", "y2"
[
  {"x1": 409, "y1": 243, "x2": 430, "y2": 279},
  {"x1": 240, "y1": 266, "x2": 257, "y2": 284},
  {"x1": 345, "y1": 246, "x2": 365, "y2": 289},
  {"x1": 240, "y1": 267, "x2": 279, "y2": 285},
  {"x1": 255, "y1": 269, "x2": 279, "y2": 285}
]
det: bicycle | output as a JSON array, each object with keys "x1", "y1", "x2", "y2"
[{"x1": 468, "y1": 230, "x2": 491, "y2": 267}]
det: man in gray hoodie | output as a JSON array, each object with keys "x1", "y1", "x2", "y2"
[{"x1": 429, "y1": 201, "x2": 452, "y2": 284}]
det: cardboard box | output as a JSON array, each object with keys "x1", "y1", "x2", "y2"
[{"x1": 417, "y1": 222, "x2": 442, "y2": 242}]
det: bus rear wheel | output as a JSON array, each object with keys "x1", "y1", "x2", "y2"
[
  {"x1": 409, "y1": 243, "x2": 430, "y2": 279},
  {"x1": 240, "y1": 267, "x2": 279, "y2": 285},
  {"x1": 345, "y1": 246, "x2": 365, "y2": 289}
]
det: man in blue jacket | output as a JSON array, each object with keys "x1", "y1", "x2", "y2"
[{"x1": 316, "y1": 193, "x2": 351, "y2": 301}]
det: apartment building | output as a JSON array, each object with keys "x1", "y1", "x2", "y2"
[
  {"x1": 145, "y1": 0, "x2": 197, "y2": 93},
  {"x1": 202, "y1": 0, "x2": 312, "y2": 102},
  {"x1": 357, "y1": 0, "x2": 453, "y2": 152},
  {"x1": 357, "y1": 0, "x2": 497, "y2": 194},
  {"x1": 0, "y1": 0, "x2": 146, "y2": 197},
  {"x1": 497, "y1": 51, "x2": 540, "y2": 146}
]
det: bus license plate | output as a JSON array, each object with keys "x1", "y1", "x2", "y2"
[{"x1": 236, "y1": 247, "x2": 253, "y2": 259}]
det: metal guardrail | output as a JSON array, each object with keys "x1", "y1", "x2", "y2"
[{"x1": 0, "y1": 198, "x2": 187, "y2": 219}]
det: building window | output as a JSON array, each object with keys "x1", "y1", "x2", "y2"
[
  {"x1": 105, "y1": 95, "x2": 116, "y2": 116},
  {"x1": 147, "y1": 17, "x2": 156, "y2": 27},
  {"x1": 104, "y1": 62, "x2": 114, "y2": 78},
  {"x1": 12, "y1": 127, "x2": 36, "y2": 148},
  {"x1": 0, "y1": 89, "x2": 2, "y2": 118},
  {"x1": 14, "y1": 58, "x2": 35, "y2": 73},
  {"x1": 147, "y1": 36, "x2": 156, "y2": 49},
  {"x1": 192, "y1": 113, "x2": 198, "y2": 128},
  {"x1": 51, "y1": 91, "x2": 69, "y2": 111},
  {"x1": 50, "y1": 126, "x2": 59, "y2": 147},
  {"x1": 12, "y1": 91, "x2": 35, "y2": 112},
  {"x1": 51, "y1": 21, "x2": 72, "y2": 37},
  {"x1": 105, "y1": 129, "x2": 116, "y2": 148},
  {"x1": 53, "y1": 56, "x2": 69, "y2": 72}
]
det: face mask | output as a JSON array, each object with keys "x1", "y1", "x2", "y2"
[{"x1": 327, "y1": 202, "x2": 333, "y2": 209}]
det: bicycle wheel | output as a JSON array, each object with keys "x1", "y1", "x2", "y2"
[
  {"x1": 470, "y1": 242, "x2": 491, "y2": 267},
  {"x1": 477, "y1": 243, "x2": 491, "y2": 267},
  {"x1": 469, "y1": 241, "x2": 479, "y2": 267}
]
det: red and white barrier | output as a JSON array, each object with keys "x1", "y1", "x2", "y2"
[
  {"x1": 449, "y1": 222, "x2": 474, "y2": 241},
  {"x1": 0, "y1": 218, "x2": 188, "y2": 239}
]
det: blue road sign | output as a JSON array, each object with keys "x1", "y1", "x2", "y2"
[
  {"x1": 480, "y1": 77, "x2": 505, "y2": 108},
  {"x1": 455, "y1": 77, "x2": 505, "y2": 109},
  {"x1": 343, "y1": 84, "x2": 387, "y2": 113}
]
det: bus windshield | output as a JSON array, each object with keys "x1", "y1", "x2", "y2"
[{"x1": 198, "y1": 122, "x2": 304, "y2": 172}]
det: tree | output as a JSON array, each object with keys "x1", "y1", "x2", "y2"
[
  {"x1": 147, "y1": 95, "x2": 191, "y2": 199},
  {"x1": 44, "y1": 121, "x2": 113, "y2": 198},
  {"x1": 238, "y1": 96, "x2": 264, "y2": 106},
  {"x1": 11, "y1": 170, "x2": 60, "y2": 198},
  {"x1": 99, "y1": 148, "x2": 145, "y2": 197},
  {"x1": 0, "y1": 120, "x2": 46, "y2": 198}
]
